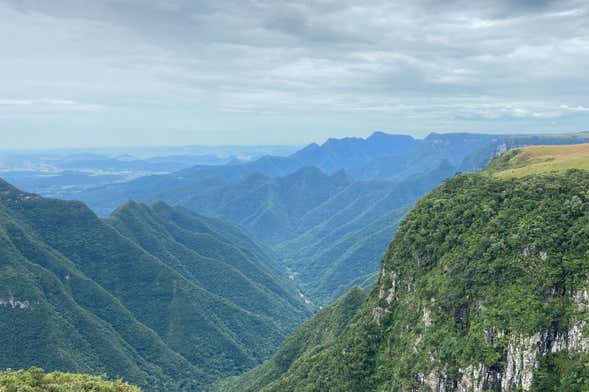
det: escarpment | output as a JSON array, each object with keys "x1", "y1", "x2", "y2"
[{"x1": 238, "y1": 166, "x2": 589, "y2": 392}]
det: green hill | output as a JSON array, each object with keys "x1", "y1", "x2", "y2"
[
  {"x1": 0, "y1": 368, "x2": 140, "y2": 391},
  {"x1": 278, "y1": 160, "x2": 455, "y2": 303},
  {"x1": 227, "y1": 148, "x2": 589, "y2": 391},
  {"x1": 0, "y1": 179, "x2": 309, "y2": 391},
  {"x1": 107, "y1": 201, "x2": 308, "y2": 330},
  {"x1": 485, "y1": 143, "x2": 589, "y2": 178}
]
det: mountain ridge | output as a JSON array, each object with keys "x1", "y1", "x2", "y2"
[{"x1": 0, "y1": 179, "x2": 309, "y2": 391}]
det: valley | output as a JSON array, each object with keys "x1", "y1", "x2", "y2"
[
  {"x1": 3, "y1": 134, "x2": 589, "y2": 391},
  {"x1": 227, "y1": 144, "x2": 589, "y2": 391},
  {"x1": 3, "y1": 2, "x2": 588, "y2": 390},
  {"x1": 47, "y1": 132, "x2": 589, "y2": 304}
]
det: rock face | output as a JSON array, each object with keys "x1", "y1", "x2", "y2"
[
  {"x1": 367, "y1": 172, "x2": 589, "y2": 391},
  {"x1": 449, "y1": 289, "x2": 589, "y2": 392},
  {"x1": 250, "y1": 169, "x2": 589, "y2": 392}
]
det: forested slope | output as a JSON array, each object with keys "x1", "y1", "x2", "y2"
[
  {"x1": 229, "y1": 147, "x2": 589, "y2": 391},
  {"x1": 0, "y1": 179, "x2": 308, "y2": 391}
]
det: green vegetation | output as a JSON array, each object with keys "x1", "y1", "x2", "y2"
[
  {"x1": 0, "y1": 179, "x2": 309, "y2": 391},
  {"x1": 74, "y1": 132, "x2": 589, "y2": 306},
  {"x1": 278, "y1": 161, "x2": 454, "y2": 303},
  {"x1": 216, "y1": 287, "x2": 367, "y2": 392},
  {"x1": 150, "y1": 161, "x2": 455, "y2": 304},
  {"x1": 107, "y1": 201, "x2": 308, "y2": 333},
  {"x1": 0, "y1": 368, "x2": 140, "y2": 391},
  {"x1": 485, "y1": 143, "x2": 589, "y2": 178},
  {"x1": 228, "y1": 157, "x2": 589, "y2": 390}
]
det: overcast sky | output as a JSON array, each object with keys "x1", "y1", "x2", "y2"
[{"x1": 1, "y1": 0, "x2": 588, "y2": 148}]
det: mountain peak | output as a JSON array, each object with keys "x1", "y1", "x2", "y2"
[
  {"x1": 298, "y1": 142, "x2": 320, "y2": 152},
  {"x1": 0, "y1": 178, "x2": 42, "y2": 203},
  {"x1": 109, "y1": 199, "x2": 152, "y2": 219},
  {"x1": 0, "y1": 177, "x2": 18, "y2": 193}
]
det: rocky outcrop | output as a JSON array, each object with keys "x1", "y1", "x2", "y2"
[{"x1": 417, "y1": 289, "x2": 589, "y2": 391}]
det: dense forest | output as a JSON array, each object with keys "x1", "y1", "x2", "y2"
[
  {"x1": 4, "y1": 0, "x2": 589, "y2": 389},
  {"x1": 0, "y1": 179, "x2": 308, "y2": 391}
]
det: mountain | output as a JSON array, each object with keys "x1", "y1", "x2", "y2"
[
  {"x1": 0, "y1": 179, "x2": 309, "y2": 391},
  {"x1": 291, "y1": 132, "x2": 418, "y2": 173},
  {"x1": 347, "y1": 132, "x2": 498, "y2": 181},
  {"x1": 107, "y1": 201, "x2": 308, "y2": 326},
  {"x1": 18, "y1": 131, "x2": 587, "y2": 308},
  {"x1": 43, "y1": 132, "x2": 589, "y2": 217},
  {"x1": 61, "y1": 132, "x2": 423, "y2": 216},
  {"x1": 133, "y1": 162, "x2": 454, "y2": 304},
  {"x1": 65, "y1": 132, "x2": 589, "y2": 304},
  {"x1": 0, "y1": 145, "x2": 299, "y2": 202},
  {"x1": 277, "y1": 160, "x2": 456, "y2": 302},
  {"x1": 228, "y1": 145, "x2": 589, "y2": 391},
  {"x1": 175, "y1": 167, "x2": 350, "y2": 243}
]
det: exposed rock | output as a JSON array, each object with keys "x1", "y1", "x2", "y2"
[
  {"x1": 0, "y1": 297, "x2": 31, "y2": 309},
  {"x1": 416, "y1": 289, "x2": 589, "y2": 391},
  {"x1": 496, "y1": 143, "x2": 508, "y2": 156},
  {"x1": 458, "y1": 364, "x2": 485, "y2": 392},
  {"x1": 373, "y1": 266, "x2": 398, "y2": 324},
  {"x1": 501, "y1": 333, "x2": 540, "y2": 391}
]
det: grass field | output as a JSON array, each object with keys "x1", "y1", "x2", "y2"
[{"x1": 485, "y1": 143, "x2": 589, "y2": 178}]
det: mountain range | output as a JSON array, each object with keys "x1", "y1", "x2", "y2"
[
  {"x1": 3, "y1": 135, "x2": 589, "y2": 391},
  {"x1": 0, "y1": 179, "x2": 309, "y2": 390},
  {"x1": 66, "y1": 131, "x2": 589, "y2": 304}
]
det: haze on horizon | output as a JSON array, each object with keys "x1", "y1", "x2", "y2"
[{"x1": 1, "y1": 0, "x2": 588, "y2": 149}]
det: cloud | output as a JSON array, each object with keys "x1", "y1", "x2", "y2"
[
  {"x1": 0, "y1": 0, "x2": 588, "y2": 147},
  {"x1": 0, "y1": 98, "x2": 106, "y2": 114}
]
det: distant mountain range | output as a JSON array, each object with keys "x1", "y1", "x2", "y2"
[
  {"x1": 66, "y1": 131, "x2": 589, "y2": 304},
  {"x1": 0, "y1": 145, "x2": 299, "y2": 199},
  {"x1": 0, "y1": 179, "x2": 309, "y2": 391}
]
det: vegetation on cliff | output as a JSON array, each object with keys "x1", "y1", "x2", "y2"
[{"x1": 227, "y1": 147, "x2": 589, "y2": 391}]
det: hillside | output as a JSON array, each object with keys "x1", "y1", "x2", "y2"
[
  {"x1": 228, "y1": 149, "x2": 589, "y2": 391},
  {"x1": 278, "y1": 160, "x2": 456, "y2": 302},
  {"x1": 107, "y1": 201, "x2": 308, "y2": 327},
  {"x1": 0, "y1": 179, "x2": 309, "y2": 391},
  {"x1": 216, "y1": 287, "x2": 367, "y2": 392},
  {"x1": 166, "y1": 162, "x2": 455, "y2": 303},
  {"x1": 459, "y1": 132, "x2": 589, "y2": 172},
  {"x1": 485, "y1": 143, "x2": 589, "y2": 178},
  {"x1": 177, "y1": 167, "x2": 350, "y2": 243}
]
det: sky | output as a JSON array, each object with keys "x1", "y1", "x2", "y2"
[{"x1": 0, "y1": 0, "x2": 588, "y2": 148}]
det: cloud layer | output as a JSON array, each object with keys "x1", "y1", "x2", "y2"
[{"x1": 0, "y1": 0, "x2": 588, "y2": 147}]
